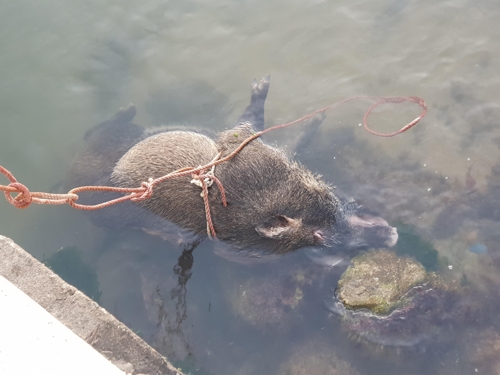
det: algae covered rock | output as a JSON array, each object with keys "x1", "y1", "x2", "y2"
[
  {"x1": 331, "y1": 249, "x2": 463, "y2": 359},
  {"x1": 222, "y1": 263, "x2": 318, "y2": 332},
  {"x1": 230, "y1": 272, "x2": 306, "y2": 329},
  {"x1": 337, "y1": 249, "x2": 427, "y2": 314}
]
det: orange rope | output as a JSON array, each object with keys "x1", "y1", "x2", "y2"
[{"x1": 0, "y1": 96, "x2": 427, "y2": 237}]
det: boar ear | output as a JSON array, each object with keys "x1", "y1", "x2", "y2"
[{"x1": 255, "y1": 215, "x2": 300, "y2": 239}]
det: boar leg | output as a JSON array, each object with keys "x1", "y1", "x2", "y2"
[
  {"x1": 237, "y1": 75, "x2": 270, "y2": 131},
  {"x1": 293, "y1": 112, "x2": 326, "y2": 156}
]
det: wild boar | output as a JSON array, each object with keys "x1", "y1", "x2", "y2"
[{"x1": 67, "y1": 76, "x2": 398, "y2": 257}]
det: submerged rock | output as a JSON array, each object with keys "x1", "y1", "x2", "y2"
[
  {"x1": 229, "y1": 271, "x2": 307, "y2": 330},
  {"x1": 278, "y1": 338, "x2": 360, "y2": 375},
  {"x1": 221, "y1": 261, "x2": 320, "y2": 332},
  {"x1": 461, "y1": 327, "x2": 500, "y2": 374},
  {"x1": 337, "y1": 249, "x2": 427, "y2": 314},
  {"x1": 331, "y1": 249, "x2": 463, "y2": 360}
]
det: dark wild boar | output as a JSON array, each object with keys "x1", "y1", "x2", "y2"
[{"x1": 67, "y1": 76, "x2": 398, "y2": 257}]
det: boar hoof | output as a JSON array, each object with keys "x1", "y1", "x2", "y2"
[{"x1": 251, "y1": 75, "x2": 270, "y2": 101}]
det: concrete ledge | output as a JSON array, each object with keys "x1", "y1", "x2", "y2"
[
  {"x1": 0, "y1": 275, "x2": 126, "y2": 375},
  {"x1": 0, "y1": 235, "x2": 184, "y2": 375}
]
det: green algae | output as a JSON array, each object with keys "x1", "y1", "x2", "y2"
[{"x1": 395, "y1": 223, "x2": 439, "y2": 271}]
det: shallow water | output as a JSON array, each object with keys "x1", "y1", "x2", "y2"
[{"x1": 2, "y1": 0, "x2": 500, "y2": 374}]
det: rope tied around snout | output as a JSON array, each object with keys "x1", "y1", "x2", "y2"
[{"x1": 0, "y1": 95, "x2": 427, "y2": 238}]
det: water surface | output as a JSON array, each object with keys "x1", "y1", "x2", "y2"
[{"x1": 1, "y1": 1, "x2": 500, "y2": 374}]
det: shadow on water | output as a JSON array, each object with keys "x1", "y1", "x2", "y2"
[{"x1": 153, "y1": 239, "x2": 200, "y2": 360}]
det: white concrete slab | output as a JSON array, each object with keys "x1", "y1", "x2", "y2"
[{"x1": 0, "y1": 275, "x2": 125, "y2": 375}]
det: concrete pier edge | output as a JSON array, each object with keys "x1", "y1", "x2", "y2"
[{"x1": 0, "y1": 235, "x2": 185, "y2": 375}]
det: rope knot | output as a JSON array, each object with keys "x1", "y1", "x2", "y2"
[
  {"x1": 131, "y1": 178, "x2": 154, "y2": 201},
  {"x1": 6, "y1": 182, "x2": 33, "y2": 209},
  {"x1": 191, "y1": 166, "x2": 215, "y2": 197}
]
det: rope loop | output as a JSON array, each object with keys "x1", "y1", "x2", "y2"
[{"x1": 362, "y1": 96, "x2": 427, "y2": 137}]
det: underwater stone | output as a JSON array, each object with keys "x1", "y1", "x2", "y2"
[
  {"x1": 331, "y1": 250, "x2": 462, "y2": 361},
  {"x1": 230, "y1": 274, "x2": 305, "y2": 329},
  {"x1": 463, "y1": 328, "x2": 500, "y2": 365},
  {"x1": 337, "y1": 249, "x2": 427, "y2": 314},
  {"x1": 278, "y1": 338, "x2": 360, "y2": 375},
  {"x1": 460, "y1": 327, "x2": 500, "y2": 375}
]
